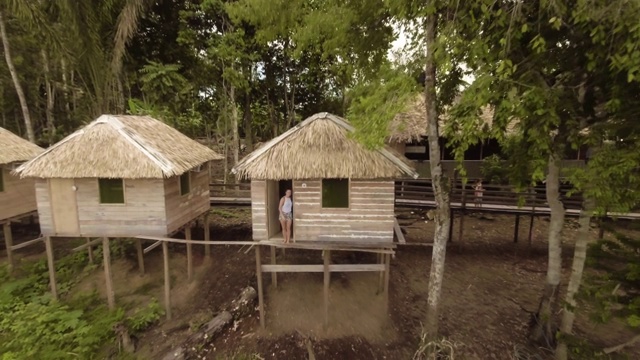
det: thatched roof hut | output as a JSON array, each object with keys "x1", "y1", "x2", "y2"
[
  {"x1": 0, "y1": 127, "x2": 43, "y2": 166},
  {"x1": 0, "y1": 127, "x2": 43, "y2": 222},
  {"x1": 14, "y1": 115, "x2": 223, "y2": 238},
  {"x1": 389, "y1": 94, "x2": 504, "y2": 144},
  {"x1": 233, "y1": 112, "x2": 418, "y2": 180},
  {"x1": 16, "y1": 115, "x2": 222, "y2": 179}
]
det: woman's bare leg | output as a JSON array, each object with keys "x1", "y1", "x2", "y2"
[
  {"x1": 279, "y1": 218, "x2": 287, "y2": 243},
  {"x1": 286, "y1": 219, "x2": 293, "y2": 243}
]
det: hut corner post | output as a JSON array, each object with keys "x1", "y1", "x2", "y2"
[
  {"x1": 102, "y1": 237, "x2": 115, "y2": 310},
  {"x1": 44, "y1": 236, "x2": 58, "y2": 300},
  {"x1": 186, "y1": 226, "x2": 193, "y2": 282},
  {"x1": 3, "y1": 222, "x2": 14, "y2": 272},
  {"x1": 204, "y1": 213, "x2": 211, "y2": 257},
  {"x1": 324, "y1": 249, "x2": 331, "y2": 329},
  {"x1": 163, "y1": 240, "x2": 172, "y2": 320},
  {"x1": 135, "y1": 238, "x2": 144, "y2": 274},
  {"x1": 255, "y1": 245, "x2": 265, "y2": 329},
  {"x1": 270, "y1": 245, "x2": 277, "y2": 288}
]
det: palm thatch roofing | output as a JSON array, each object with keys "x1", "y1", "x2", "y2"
[
  {"x1": 388, "y1": 94, "x2": 503, "y2": 143},
  {"x1": 232, "y1": 112, "x2": 419, "y2": 180},
  {"x1": 0, "y1": 127, "x2": 43, "y2": 165},
  {"x1": 15, "y1": 115, "x2": 223, "y2": 179}
]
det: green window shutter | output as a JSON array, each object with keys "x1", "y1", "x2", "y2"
[
  {"x1": 180, "y1": 172, "x2": 191, "y2": 195},
  {"x1": 99, "y1": 178, "x2": 125, "y2": 204},
  {"x1": 322, "y1": 179, "x2": 349, "y2": 208}
]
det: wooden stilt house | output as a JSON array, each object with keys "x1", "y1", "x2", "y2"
[
  {"x1": 15, "y1": 115, "x2": 223, "y2": 238},
  {"x1": 1, "y1": 127, "x2": 43, "y2": 271},
  {"x1": 232, "y1": 112, "x2": 419, "y2": 243},
  {"x1": 0, "y1": 127, "x2": 43, "y2": 223}
]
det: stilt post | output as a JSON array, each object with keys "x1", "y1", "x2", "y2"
[
  {"x1": 204, "y1": 213, "x2": 211, "y2": 257},
  {"x1": 528, "y1": 211, "x2": 535, "y2": 245},
  {"x1": 323, "y1": 249, "x2": 331, "y2": 329},
  {"x1": 186, "y1": 226, "x2": 193, "y2": 281},
  {"x1": 86, "y1": 238, "x2": 94, "y2": 264},
  {"x1": 383, "y1": 252, "x2": 391, "y2": 311},
  {"x1": 513, "y1": 214, "x2": 521, "y2": 243},
  {"x1": 270, "y1": 245, "x2": 277, "y2": 288},
  {"x1": 135, "y1": 238, "x2": 144, "y2": 274},
  {"x1": 163, "y1": 240, "x2": 172, "y2": 319},
  {"x1": 3, "y1": 222, "x2": 14, "y2": 272},
  {"x1": 102, "y1": 237, "x2": 115, "y2": 310},
  {"x1": 44, "y1": 236, "x2": 58, "y2": 300},
  {"x1": 458, "y1": 184, "x2": 466, "y2": 242},
  {"x1": 256, "y1": 245, "x2": 265, "y2": 329}
]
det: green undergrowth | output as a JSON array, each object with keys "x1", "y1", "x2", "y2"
[{"x1": 0, "y1": 239, "x2": 163, "y2": 359}]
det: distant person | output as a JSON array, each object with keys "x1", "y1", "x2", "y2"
[
  {"x1": 474, "y1": 179, "x2": 484, "y2": 207},
  {"x1": 279, "y1": 189, "x2": 293, "y2": 243}
]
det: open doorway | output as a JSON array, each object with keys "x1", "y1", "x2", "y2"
[{"x1": 267, "y1": 179, "x2": 293, "y2": 240}]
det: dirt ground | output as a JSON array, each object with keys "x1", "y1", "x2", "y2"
[{"x1": 3, "y1": 207, "x2": 639, "y2": 359}]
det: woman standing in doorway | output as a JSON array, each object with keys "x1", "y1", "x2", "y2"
[{"x1": 279, "y1": 189, "x2": 293, "y2": 243}]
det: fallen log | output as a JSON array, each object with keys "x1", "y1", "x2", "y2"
[{"x1": 162, "y1": 286, "x2": 257, "y2": 360}]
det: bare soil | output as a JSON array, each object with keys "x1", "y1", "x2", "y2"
[{"x1": 4, "y1": 206, "x2": 639, "y2": 359}]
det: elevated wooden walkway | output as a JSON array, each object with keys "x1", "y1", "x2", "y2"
[{"x1": 209, "y1": 181, "x2": 640, "y2": 220}]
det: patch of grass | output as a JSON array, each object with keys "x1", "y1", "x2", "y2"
[{"x1": 211, "y1": 209, "x2": 240, "y2": 219}]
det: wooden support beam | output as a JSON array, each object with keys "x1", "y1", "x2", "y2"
[
  {"x1": 378, "y1": 253, "x2": 384, "y2": 293},
  {"x1": 256, "y1": 246, "x2": 265, "y2": 329},
  {"x1": 10, "y1": 236, "x2": 44, "y2": 251},
  {"x1": 270, "y1": 246, "x2": 277, "y2": 288},
  {"x1": 186, "y1": 226, "x2": 193, "y2": 282},
  {"x1": 458, "y1": 210, "x2": 465, "y2": 242},
  {"x1": 513, "y1": 214, "x2": 521, "y2": 243},
  {"x1": 204, "y1": 214, "x2": 211, "y2": 257},
  {"x1": 143, "y1": 240, "x2": 162, "y2": 254},
  {"x1": 44, "y1": 236, "x2": 58, "y2": 300},
  {"x1": 136, "y1": 239, "x2": 144, "y2": 274},
  {"x1": 102, "y1": 237, "x2": 115, "y2": 310},
  {"x1": 324, "y1": 250, "x2": 331, "y2": 329},
  {"x1": 384, "y1": 253, "x2": 391, "y2": 311},
  {"x1": 163, "y1": 240, "x2": 172, "y2": 320},
  {"x1": 86, "y1": 238, "x2": 94, "y2": 264},
  {"x1": 261, "y1": 264, "x2": 386, "y2": 273},
  {"x1": 3, "y1": 222, "x2": 14, "y2": 273},
  {"x1": 448, "y1": 208, "x2": 454, "y2": 243},
  {"x1": 393, "y1": 219, "x2": 406, "y2": 244},
  {"x1": 72, "y1": 238, "x2": 101, "y2": 252}
]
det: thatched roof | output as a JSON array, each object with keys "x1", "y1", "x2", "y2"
[
  {"x1": 15, "y1": 115, "x2": 223, "y2": 179},
  {"x1": 388, "y1": 94, "x2": 502, "y2": 143},
  {"x1": 0, "y1": 127, "x2": 43, "y2": 165},
  {"x1": 232, "y1": 113, "x2": 418, "y2": 180}
]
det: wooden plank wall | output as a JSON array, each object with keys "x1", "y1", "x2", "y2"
[
  {"x1": 251, "y1": 180, "x2": 268, "y2": 240},
  {"x1": 76, "y1": 178, "x2": 167, "y2": 236},
  {"x1": 164, "y1": 167, "x2": 210, "y2": 234},
  {"x1": 293, "y1": 179, "x2": 395, "y2": 242},
  {"x1": 0, "y1": 167, "x2": 37, "y2": 221},
  {"x1": 34, "y1": 179, "x2": 54, "y2": 235}
]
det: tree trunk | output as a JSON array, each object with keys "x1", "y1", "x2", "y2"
[
  {"x1": 555, "y1": 197, "x2": 594, "y2": 359},
  {"x1": 530, "y1": 153, "x2": 565, "y2": 347},
  {"x1": 41, "y1": 49, "x2": 55, "y2": 144},
  {"x1": 243, "y1": 90, "x2": 254, "y2": 152},
  {"x1": 230, "y1": 83, "x2": 239, "y2": 166},
  {"x1": 424, "y1": 9, "x2": 451, "y2": 342},
  {"x1": 0, "y1": 10, "x2": 35, "y2": 143},
  {"x1": 61, "y1": 58, "x2": 71, "y2": 114}
]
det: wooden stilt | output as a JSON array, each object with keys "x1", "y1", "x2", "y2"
[
  {"x1": 3, "y1": 222, "x2": 14, "y2": 272},
  {"x1": 44, "y1": 236, "x2": 58, "y2": 300},
  {"x1": 377, "y1": 253, "x2": 384, "y2": 292},
  {"x1": 323, "y1": 249, "x2": 331, "y2": 329},
  {"x1": 102, "y1": 237, "x2": 115, "y2": 310},
  {"x1": 270, "y1": 245, "x2": 277, "y2": 288},
  {"x1": 204, "y1": 214, "x2": 211, "y2": 257},
  {"x1": 458, "y1": 186, "x2": 467, "y2": 242},
  {"x1": 513, "y1": 214, "x2": 521, "y2": 243},
  {"x1": 528, "y1": 212, "x2": 535, "y2": 245},
  {"x1": 86, "y1": 238, "x2": 94, "y2": 264},
  {"x1": 383, "y1": 253, "x2": 391, "y2": 311},
  {"x1": 186, "y1": 226, "x2": 193, "y2": 281},
  {"x1": 448, "y1": 209, "x2": 454, "y2": 243},
  {"x1": 135, "y1": 239, "x2": 144, "y2": 274},
  {"x1": 163, "y1": 240, "x2": 172, "y2": 320},
  {"x1": 256, "y1": 246, "x2": 265, "y2": 329},
  {"x1": 458, "y1": 210, "x2": 465, "y2": 242}
]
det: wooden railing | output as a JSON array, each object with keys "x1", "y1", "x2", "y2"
[
  {"x1": 210, "y1": 182, "x2": 251, "y2": 198},
  {"x1": 394, "y1": 179, "x2": 584, "y2": 210},
  {"x1": 209, "y1": 180, "x2": 584, "y2": 210}
]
